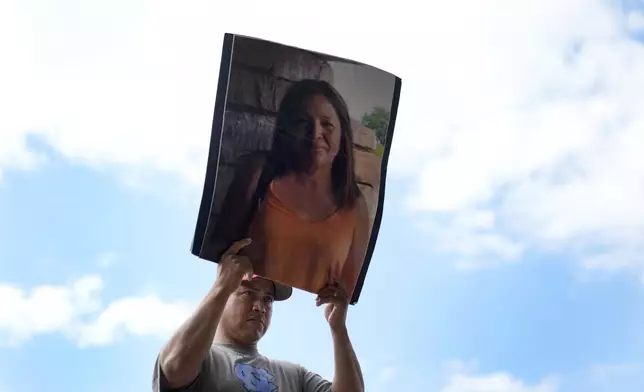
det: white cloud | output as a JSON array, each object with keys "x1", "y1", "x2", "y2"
[
  {"x1": 367, "y1": 365, "x2": 398, "y2": 392},
  {"x1": 441, "y1": 372, "x2": 557, "y2": 392},
  {"x1": 0, "y1": 275, "x2": 102, "y2": 346},
  {"x1": 97, "y1": 252, "x2": 118, "y2": 268},
  {"x1": 393, "y1": 0, "x2": 644, "y2": 273},
  {"x1": 76, "y1": 295, "x2": 192, "y2": 347},
  {"x1": 420, "y1": 212, "x2": 525, "y2": 269},
  {"x1": 440, "y1": 360, "x2": 558, "y2": 392},
  {"x1": 376, "y1": 365, "x2": 397, "y2": 383},
  {"x1": 1, "y1": 0, "x2": 644, "y2": 276},
  {"x1": 0, "y1": 275, "x2": 193, "y2": 347},
  {"x1": 627, "y1": 11, "x2": 644, "y2": 31},
  {"x1": 585, "y1": 363, "x2": 644, "y2": 392},
  {"x1": 580, "y1": 248, "x2": 644, "y2": 282},
  {"x1": 588, "y1": 362, "x2": 644, "y2": 384}
]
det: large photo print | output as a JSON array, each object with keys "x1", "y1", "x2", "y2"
[{"x1": 193, "y1": 34, "x2": 401, "y2": 304}]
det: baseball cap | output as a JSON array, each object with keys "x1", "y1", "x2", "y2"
[{"x1": 242, "y1": 274, "x2": 292, "y2": 301}]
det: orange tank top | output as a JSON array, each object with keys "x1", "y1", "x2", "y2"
[{"x1": 245, "y1": 181, "x2": 357, "y2": 294}]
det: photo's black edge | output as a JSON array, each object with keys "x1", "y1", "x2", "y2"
[
  {"x1": 350, "y1": 76, "x2": 403, "y2": 305},
  {"x1": 232, "y1": 33, "x2": 384, "y2": 72},
  {"x1": 190, "y1": 33, "x2": 235, "y2": 260}
]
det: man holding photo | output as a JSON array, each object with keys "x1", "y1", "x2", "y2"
[{"x1": 152, "y1": 238, "x2": 365, "y2": 392}]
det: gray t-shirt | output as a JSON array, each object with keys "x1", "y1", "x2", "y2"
[{"x1": 153, "y1": 343, "x2": 332, "y2": 392}]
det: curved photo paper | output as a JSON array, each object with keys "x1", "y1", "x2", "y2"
[{"x1": 192, "y1": 33, "x2": 401, "y2": 304}]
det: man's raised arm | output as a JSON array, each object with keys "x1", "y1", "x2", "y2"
[
  {"x1": 311, "y1": 285, "x2": 364, "y2": 392},
  {"x1": 155, "y1": 238, "x2": 253, "y2": 390}
]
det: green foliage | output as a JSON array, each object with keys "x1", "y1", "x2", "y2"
[
  {"x1": 375, "y1": 143, "x2": 385, "y2": 157},
  {"x1": 360, "y1": 107, "x2": 390, "y2": 145}
]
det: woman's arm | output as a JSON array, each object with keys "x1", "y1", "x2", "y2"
[
  {"x1": 204, "y1": 154, "x2": 266, "y2": 259},
  {"x1": 342, "y1": 194, "x2": 371, "y2": 297}
]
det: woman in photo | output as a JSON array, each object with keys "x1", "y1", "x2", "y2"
[{"x1": 209, "y1": 79, "x2": 371, "y2": 298}]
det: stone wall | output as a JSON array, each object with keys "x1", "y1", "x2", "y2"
[
  {"x1": 352, "y1": 120, "x2": 382, "y2": 232},
  {"x1": 211, "y1": 36, "x2": 382, "y2": 232}
]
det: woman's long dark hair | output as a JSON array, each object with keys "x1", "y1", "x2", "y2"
[{"x1": 264, "y1": 79, "x2": 360, "y2": 210}]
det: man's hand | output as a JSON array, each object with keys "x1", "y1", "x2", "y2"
[
  {"x1": 317, "y1": 281, "x2": 364, "y2": 392},
  {"x1": 316, "y1": 281, "x2": 349, "y2": 333},
  {"x1": 213, "y1": 238, "x2": 254, "y2": 296}
]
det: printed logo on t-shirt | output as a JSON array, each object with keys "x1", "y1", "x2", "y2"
[{"x1": 234, "y1": 362, "x2": 278, "y2": 392}]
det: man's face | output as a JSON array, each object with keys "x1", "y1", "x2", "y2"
[{"x1": 221, "y1": 278, "x2": 275, "y2": 344}]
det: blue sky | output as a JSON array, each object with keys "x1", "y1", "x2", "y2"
[{"x1": 1, "y1": 0, "x2": 644, "y2": 391}]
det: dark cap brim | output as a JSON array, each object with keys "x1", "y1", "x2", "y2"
[
  {"x1": 244, "y1": 274, "x2": 292, "y2": 301},
  {"x1": 272, "y1": 281, "x2": 293, "y2": 301}
]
